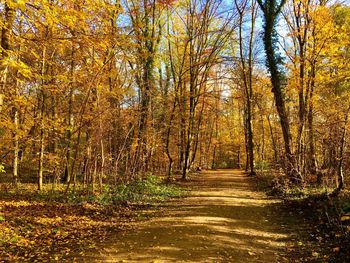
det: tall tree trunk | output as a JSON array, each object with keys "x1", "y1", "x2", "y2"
[
  {"x1": 308, "y1": 64, "x2": 318, "y2": 178},
  {"x1": 1, "y1": 3, "x2": 16, "y2": 184},
  {"x1": 130, "y1": 0, "x2": 160, "y2": 176},
  {"x1": 64, "y1": 44, "x2": 75, "y2": 183},
  {"x1": 38, "y1": 41, "x2": 47, "y2": 191},
  {"x1": 292, "y1": 0, "x2": 311, "y2": 176},
  {"x1": 331, "y1": 106, "x2": 349, "y2": 197},
  {"x1": 38, "y1": 126, "x2": 45, "y2": 191},
  {"x1": 0, "y1": 3, "x2": 15, "y2": 78},
  {"x1": 257, "y1": 0, "x2": 301, "y2": 182},
  {"x1": 13, "y1": 107, "x2": 19, "y2": 185},
  {"x1": 260, "y1": 114, "x2": 265, "y2": 162},
  {"x1": 235, "y1": 0, "x2": 257, "y2": 176}
]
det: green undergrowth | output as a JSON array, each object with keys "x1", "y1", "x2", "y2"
[
  {"x1": 101, "y1": 175, "x2": 184, "y2": 205},
  {"x1": 0, "y1": 175, "x2": 184, "y2": 206}
]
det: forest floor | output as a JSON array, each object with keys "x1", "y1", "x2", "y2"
[
  {"x1": 71, "y1": 169, "x2": 325, "y2": 263},
  {"x1": 1, "y1": 169, "x2": 348, "y2": 262}
]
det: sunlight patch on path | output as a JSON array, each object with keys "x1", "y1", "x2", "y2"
[{"x1": 156, "y1": 216, "x2": 237, "y2": 224}]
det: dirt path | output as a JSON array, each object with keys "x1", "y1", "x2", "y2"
[{"x1": 82, "y1": 170, "x2": 296, "y2": 262}]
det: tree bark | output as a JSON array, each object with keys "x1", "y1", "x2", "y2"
[
  {"x1": 235, "y1": 0, "x2": 257, "y2": 176},
  {"x1": 257, "y1": 0, "x2": 301, "y2": 182},
  {"x1": 1, "y1": 3, "x2": 17, "y2": 185},
  {"x1": 331, "y1": 106, "x2": 349, "y2": 197}
]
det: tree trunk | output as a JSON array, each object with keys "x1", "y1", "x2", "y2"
[
  {"x1": 38, "y1": 42, "x2": 47, "y2": 191},
  {"x1": 308, "y1": 65, "x2": 318, "y2": 178},
  {"x1": 64, "y1": 44, "x2": 75, "y2": 183},
  {"x1": 1, "y1": 3, "x2": 16, "y2": 185},
  {"x1": 331, "y1": 107, "x2": 349, "y2": 197},
  {"x1": 257, "y1": 0, "x2": 301, "y2": 182},
  {"x1": 13, "y1": 108, "x2": 19, "y2": 186}
]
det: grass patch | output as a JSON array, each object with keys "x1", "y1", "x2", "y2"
[
  {"x1": 0, "y1": 175, "x2": 184, "y2": 206},
  {"x1": 101, "y1": 175, "x2": 184, "y2": 205}
]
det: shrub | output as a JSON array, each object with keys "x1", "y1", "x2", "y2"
[{"x1": 109, "y1": 175, "x2": 183, "y2": 204}]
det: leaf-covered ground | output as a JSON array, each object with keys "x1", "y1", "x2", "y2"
[
  {"x1": 281, "y1": 196, "x2": 350, "y2": 262},
  {"x1": 254, "y1": 172, "x2": 350, "y2": 263},
  {"x1": 0, "y1": 175, "x2": 184, "y2": 261},
  {"x1": 1, "y1": 170, "x2": 349, "y2": 262},
  {"x1": 0, "y1": 199, "x2": 136, "y2": 261}
]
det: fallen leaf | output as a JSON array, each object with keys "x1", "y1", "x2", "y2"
[
  {"x1": 333, "y1": 247, "x2": 340, "y2": 252},
  {"x1": 340, "y1": 215, "x2": 350, "y2": 221},
  {"x1": 312, "y1": 251, "x2": 319, "y2": 257}
]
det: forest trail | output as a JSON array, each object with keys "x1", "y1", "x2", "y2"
[{"x1": 83, "y1": 170, "x2": 295, "y2": 262}]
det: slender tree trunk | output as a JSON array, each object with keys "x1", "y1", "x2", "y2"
[
  {"x1": 182, "y1": 34, "x2": 196, "y2": 180},
  {"x1": 308, "y1": 65, "x2": 318, "y2": 177},
  {"x1": 38, "y1": 127, "x2": 45, "y2": 191},
  {"x1": 13, "y1": 108, "x2": 19, "y2": 185},
  {"x1": 37, "y1": 41, "x2": 48, "y2": 191},
  {"x1": 38, "y1": 91, "x2": 45, "y2": 191},
  {"x1": 331, "y1": 107, "x2": 349, "y2": 197},
  {"x1": 308, "y1": 32, "x2": 319, "y2": 179},
  {"x1": 261, "y1": 114, "x2": 265, "y2": 162},
  {"x1": 293, "y1": 0, "x2": 311, "y2": 176},
  {"x1": 165, "y1": 99, "x2": 176, "y2": 177},
  {"x1": 12, "y1": 50, "x2": 22, "y2": 186},
  {"x1": 244, "y1": 108, "x2": 249, "y2": 172},
  {"x1": 64, "y1": 47, "x2": 74, "y2": 183},
  {"x1": 190, "y1": 93, "x2": 206, "y2": 168},
  {"x1": 235, "y1": 0, "x2": 257, "y2": 176}
]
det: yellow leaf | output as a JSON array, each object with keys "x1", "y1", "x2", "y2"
[{"x1": 340, "y1": 215, "x2": 350, "y2": 221}]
